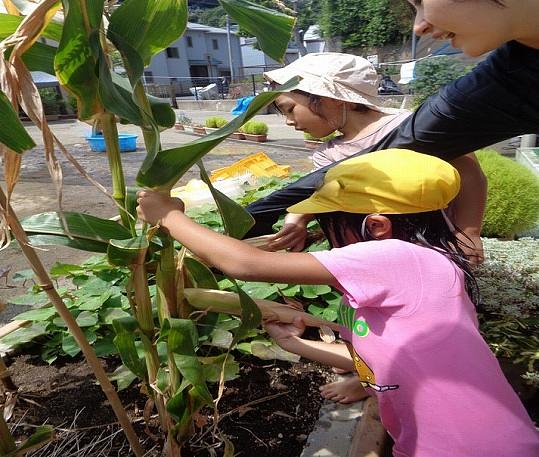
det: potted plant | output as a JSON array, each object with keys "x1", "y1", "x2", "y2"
[
  {"x1": 175, "y1": 112, "x2": 192, "y2": 131},
  {"x1": 191, "y1": 123, "x2": 206, "y2": 135},
  {"x1": 240, "y1": 120, "x2": 268, "y2": 142},
  {"x1": 304, "y1": 131, "x2": 337, "y2": 149},
  {"x1": 204, "y1": 116, "x2": 228, "y2": 133}
]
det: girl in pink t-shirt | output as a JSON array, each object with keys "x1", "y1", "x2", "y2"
[{"x1": 136, "y1": 149, "x2": 538, "y2": 456}]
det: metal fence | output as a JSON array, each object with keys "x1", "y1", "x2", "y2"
[{"x1": 142, "y1": 74, "x2": 267, "y2": 103}]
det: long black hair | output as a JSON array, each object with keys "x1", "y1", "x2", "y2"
[{"x1": 316, "y1": 210, "x2": 480, "y2": 305}]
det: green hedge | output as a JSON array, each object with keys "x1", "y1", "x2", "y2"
[
  {"x1": 477, "y1": 149, "x2": 539, "y2": 238},
  {"x1": 240, "y1": 120, "x2": 268, "y2": 135},
  {"x1": 205, "y1": 116, "x2": 228, "y2": 128}
]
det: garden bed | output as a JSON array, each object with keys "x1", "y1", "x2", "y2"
[{"x1": 5, "y1": 353, "x2": 333, "y2": 456}]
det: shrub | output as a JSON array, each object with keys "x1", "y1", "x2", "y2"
[
  {"x1": 240, "y1": 120, "x2": 268, "y2": 135},
  {"x1": 39, "y1": 87, "x2": 64, "y2": 115},
  {"x1": 205, "y1": 116, "x2": 228, "y2": 128},
  {"x1": 412, "y1": 56, "x2": 474, "y2": 107},
  {"x1": 304, "y1": 131, "x2": 337, "y2": 142},
  {"x1": 476, "y1": 149, "x2": 539, "y2": 237}
]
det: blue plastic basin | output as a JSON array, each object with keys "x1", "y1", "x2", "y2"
[{"x1": 86, "y1": 133, "x2": 138, "y2": 152}]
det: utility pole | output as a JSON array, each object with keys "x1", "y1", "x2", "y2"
[{"x1": 226, "y1": 15, "x2": 235, "y2": 81}]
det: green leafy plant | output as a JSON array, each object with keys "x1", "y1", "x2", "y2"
[
  {"x1": 204, "y1": 116, "x2": 228, "y2": 128},
  {"x1": 38, "y1": 87, "x2": 64, "y2": 115},
  {"x1": 476, "y1": 149, "x2": 539, "y2": 238},
  {"x1": 240, "y1": 119, "x2": 268, "y2": 135},
  {"x1": 304, "y1": 131, "x2": 337, "y2": 142},
  {"x1": 412, "y1": 56, "x2": 474, "y2": 107}
]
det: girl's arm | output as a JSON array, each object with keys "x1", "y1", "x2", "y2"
[
  {"x1": 264, "y1": 318, "x2": 354, "y2": 371},
  {"x1": 448, "y1": 153, "x2": 487, "y2": 264},
  {"x1": 136, "y1": 191, "x2": 338, "y2": 286}
]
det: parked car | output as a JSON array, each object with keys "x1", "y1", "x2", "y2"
[{"x1": 378, "y1": 75, "x2": 403, "y2": 95}]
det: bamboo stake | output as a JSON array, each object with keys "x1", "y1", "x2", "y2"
[{"x1": 0, "y1": 187, "x2": 144, "y2": 457}]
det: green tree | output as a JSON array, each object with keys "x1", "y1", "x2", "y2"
[
  {"x1": 412, "y1": 56, "x2": 474, "y2": 106},
  {"x1": 320, "y1": 0, "x2": 413, "y2": 50}
]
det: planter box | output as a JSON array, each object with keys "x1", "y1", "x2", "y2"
[
  {"x1": 229, "y1": 132, "x2": 245, "y2": 140},
  {"x1": 244, "y1": 133, "x2": 267, "y2": 142},
  {"x1": 516, "y1": 147, "x2": 539, "y2": 177},
  {"x1": 192, "y1": 126, "x2": 206, "y2": 135},
  {"x1": 304, "y1": 139, "x2": 323, "y2": 150},
  {"x1": 174, "y1": 123, "x2": 185, "y2": 131}
]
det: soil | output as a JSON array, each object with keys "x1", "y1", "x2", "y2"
[{"x1": 5, "y1": 352, "x2": 333, "y2": 456}]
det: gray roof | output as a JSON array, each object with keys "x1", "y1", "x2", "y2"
[{"x1": 187, "y1": 22, "x2": 235, "y2": 35}]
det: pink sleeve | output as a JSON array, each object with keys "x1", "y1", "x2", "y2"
[
  {"x1": 310, "y1": 240, "x2": 422, "y2": 312},
  {"x1": 311, "y1": 149, "x2": 334, "y2": 170}
]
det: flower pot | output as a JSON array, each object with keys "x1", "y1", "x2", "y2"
[
  {"x1": 192, "y1": 126, "x2": 206, "y2": 135},
  {"x1": 244, "y1": 133, "x2": 267, "y2": 143},
  {"x1": 86, "y1": 133, "x2": 138, "y2": 152},
  {"x1": 304, "y1": 139, "x2": 323, "y2": 150},
  {"x1": 229, "y1": 132, "x2": 245, "y2": 140},
  {"x1": 174, "y1": 123, "x2": 185, "y2": 130}
]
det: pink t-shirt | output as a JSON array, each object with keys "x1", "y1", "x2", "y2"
[
  {"x1": 312, "y1": 111, "x2": 411, "y2": 170},
  {"x1": 311, "y1": 239, "x2": 539, "y2": 457}
]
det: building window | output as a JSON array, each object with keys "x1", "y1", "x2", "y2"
[
  {"x1": 143, "y1": 71, "x2": 154, "y2": 84},
  {"x1": 212, "y1": 39, "x2": 218, "y2": 50},
  {"x1": 186, "y1": 36, "x2": 193, "y2": 47},
  {"x1": 166, "y1": 47, "x2": 179, "y2": 58}
]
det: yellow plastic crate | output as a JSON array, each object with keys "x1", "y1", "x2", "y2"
[{"x1": 210, "y1": 152, "x2": 290, "y2": 181}]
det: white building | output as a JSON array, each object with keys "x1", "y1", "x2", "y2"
[
  {"x1": 240, "y1": 37, "x2": 300, "y2": 76},
  {"x1": 144, "y1": 22, "x2": 243, "y2": 87}
]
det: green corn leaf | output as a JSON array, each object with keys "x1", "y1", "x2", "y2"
[
  {"x1": 107, "y1": 235, "x2": 149, "y2": 267},
  {"x1": 112, "y1": 317, "x2": 147, "y2": 379},
  {"x1": 230, "y1": 280, "x2": 262, "y2": 345},
  {"x1": 21, "y1": 212, "x2": 132, "y2": 245},
  {"x1": 0, "y1": 90, "x2": 36, "y2": 153},
  {"x1": 136, "y1": 78, "x2": 299, "y2": 189},
  {"x1": 111, "y1": 73, "x2": 175, "y2": 129},
  {"x1": 109, "y1": 363, "x2": 137, "y2": 391},
  {"x1": 219, "y1": 0, "x2": 295, "y2": 63},
  {"x1": 198, "y1": 161, "x2": 254, "y2": 239},
  {"x1": 25, "y1": 234, "x2": 109, "y2": 252},
  {"x1": 54, "y1": 0, "x2": 104, "y2": 120},
  {"x1": 162, "y1": 318, "x2": 213, "y2": 404},
  {"x1": 108, "y1": 0, "x2": 188, "y2": 67},
  {"x1": 183, "y1": 257, "x2": 220, "y2": 339},
  {"x1": 0, "y1": 12, "x2": 62, "y2": 42}
]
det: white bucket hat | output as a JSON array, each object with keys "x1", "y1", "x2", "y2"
[{"x1": 264, "y1": 52, "x2": 395, "y2": 113}]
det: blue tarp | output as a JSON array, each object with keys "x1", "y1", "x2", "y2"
[{"x1": 231, "y1": 96, "x2": 255, "y2": 115}]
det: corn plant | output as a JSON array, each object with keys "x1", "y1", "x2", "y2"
[{"x1": 0, "y1": 0, "x2": 323, "y2": 454}]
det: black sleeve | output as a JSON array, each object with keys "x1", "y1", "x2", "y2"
[{"x1": 245, "y1": 42, "x2": 539, "y2": 237}]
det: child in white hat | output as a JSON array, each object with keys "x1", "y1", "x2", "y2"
[
  {"x1": 136, "y1": 150, "x2": 538, "y2": 457},
  {"x1": 262, "y1": 53, "x2": 485, "y2": 267}
]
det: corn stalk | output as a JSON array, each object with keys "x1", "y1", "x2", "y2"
[{"x1": 1, "y1": 0, "x2": 297, "y2": 454}]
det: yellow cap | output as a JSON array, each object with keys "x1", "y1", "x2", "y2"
[{"x1": 288, "y1": 149, "x2": 461, "y2": 215}]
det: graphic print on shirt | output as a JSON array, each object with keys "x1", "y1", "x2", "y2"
[{"x1": 338, "y1": 303, "x2": 399, "y2": 393}]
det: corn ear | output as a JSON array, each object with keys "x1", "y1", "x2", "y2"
[{"x1": 183, "y1": 288, "x2": 341, "y2": 332}]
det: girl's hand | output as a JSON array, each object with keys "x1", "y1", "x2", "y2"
[
  {"x1": 136, "y1": 190, "x2": 185, "y2": 226},
  {"x1": 266, "y1": 213, "x2": 313, "y2": 252},
  {"x1": 264, "y1": 317, "x2": 306, "y2": 348}
]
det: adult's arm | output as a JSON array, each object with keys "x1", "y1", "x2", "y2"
[{"x1": 245, "y1": 41, "x2": 539, "y2": 237}]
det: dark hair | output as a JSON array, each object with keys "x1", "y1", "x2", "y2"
[{"x1": 316, "y1": 210, "x2": 480, "y2": 305}]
